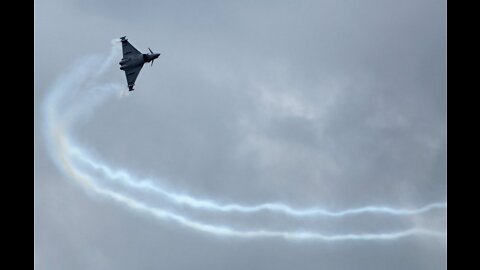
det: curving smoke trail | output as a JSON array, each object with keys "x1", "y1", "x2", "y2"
[
  {"x1": 42, "y1": 41, "x2": 446, "y2": 241},
  {"x1": 70, "y1": 146, "x2": 446, "y2": 218}
]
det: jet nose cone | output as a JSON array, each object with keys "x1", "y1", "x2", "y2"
[{"x1": 154, "y1": 53, "x2": 160, "y2": 59}]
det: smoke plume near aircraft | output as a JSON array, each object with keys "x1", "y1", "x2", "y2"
[{"x1": 42, "y1": 41, "x2": 446, "y2": 241}]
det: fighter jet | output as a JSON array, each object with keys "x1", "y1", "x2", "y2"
[{"x1": 119, "y1": 36, "x2": 160, "y2": 91}]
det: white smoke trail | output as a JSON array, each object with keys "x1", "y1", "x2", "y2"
[
  {"x1": 42, "y1": 42, "x2": 446, "y2": 241},
  {"x1": 69, "y1": 147, "x2": 446, "y2": 218}
]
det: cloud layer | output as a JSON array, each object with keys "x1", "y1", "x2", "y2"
[{"x1": 35, "y1": 1, "x2": 446, "y2": 269}]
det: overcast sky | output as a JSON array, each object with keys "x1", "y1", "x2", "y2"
[{"x1": 34, "y1": 0, "x2": 446, "y2": 269}]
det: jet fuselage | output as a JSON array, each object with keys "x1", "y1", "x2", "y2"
[{"x1": 119, "y1": 53, "x2": 159, "y2": 70}]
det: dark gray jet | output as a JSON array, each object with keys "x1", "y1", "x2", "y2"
[{"x1": 119, "y1": 36, "x2": 160, "y2": 91}]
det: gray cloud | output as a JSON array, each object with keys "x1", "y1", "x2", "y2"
[{"x1": 35, "y1": 0, "x2": 446, "y2": 269}]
